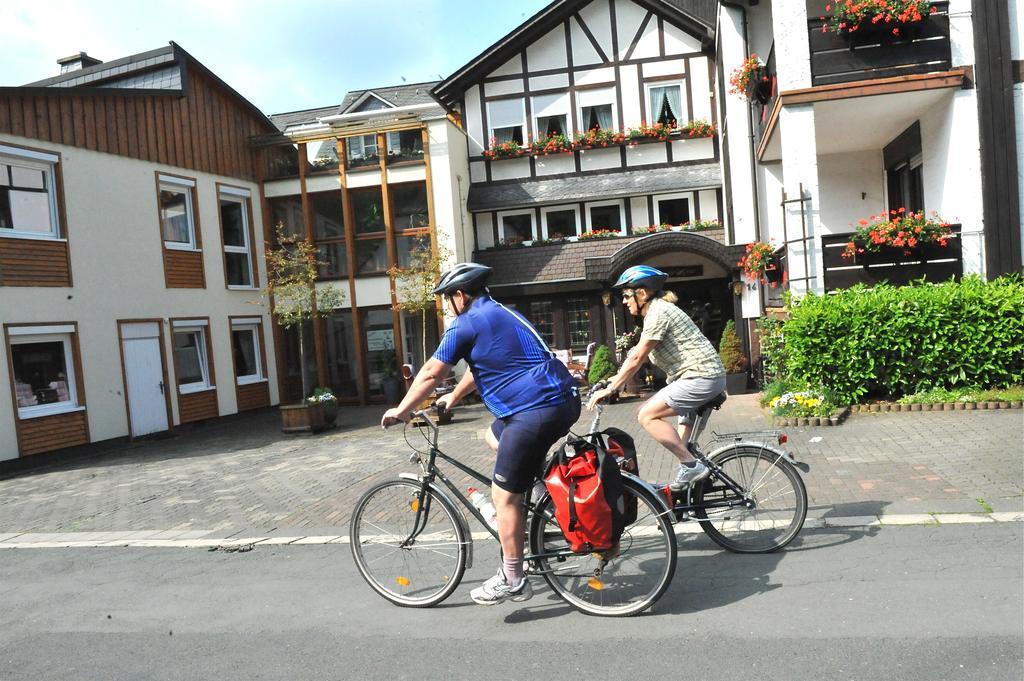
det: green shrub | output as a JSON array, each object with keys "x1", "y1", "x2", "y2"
[
  {"x1": 588, "y1": 344, "x2": 617, "y2": 384},
  {"x1": 897, "y1": 384, "x2": 1024, "y2": 404},
  {"x1": 782, "y1": 276, "x2": 1024, "y2": 404},
  {"x1": 756, "y1": 316, "x2": 787, "y2": 383},
  {"x1": 718, "y1": 319, "x2": 747, "y2": 373}
]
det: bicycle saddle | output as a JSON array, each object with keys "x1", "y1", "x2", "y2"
[{"x1": 695, "y1": 392, "x2": 727, "y2": 417}]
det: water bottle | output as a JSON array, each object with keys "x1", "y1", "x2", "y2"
[{"x1": 467, "y1": 487, "x2": 498, "y2": 529}]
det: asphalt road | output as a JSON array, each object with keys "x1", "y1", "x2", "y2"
[{"x1": 1, "y1": 524, "x2": 1021, "y2": 681}]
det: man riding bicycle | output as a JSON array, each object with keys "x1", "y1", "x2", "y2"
[
  {"x1": 587, "y1": 265, "x2": 726, "y2": 491},
  {"x1": 381, "y1": 262, "x2": 580, "y2": 606}
]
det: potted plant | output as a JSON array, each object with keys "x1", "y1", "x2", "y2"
[
  {"x1": 841, "y1": 209, "x2": 953, "y2": 262},
  {"x1": 531, "y1": 132, "x2": 573, "y2": 155},
  {"x1": 719, "y1": 319, "x2": 749, "y2": 395},
  {"x1": 738, "y1": 241, "x2": 781, "y2": 286},
  {"x1": 729, "y1": 54, "x2": 772, "y2": 105},
  {"x1": 307, "y1": 387, "x2": 339, "y2": 428},
  {"x1": 679, "y1": 119, "x2": 716, "y2": 138},
  {"x1": 626, "y1": 121, "x2": 673, "y2": 143},
  {"x1": 262, "y1": 224, "x2": 345, "y2": 433},
  {"x1": 483, "y1": 137, "x2": 528, "y2": 160}
]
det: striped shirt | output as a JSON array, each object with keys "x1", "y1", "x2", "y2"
[{"x1": 639, "y1": 298, "x2": 725, "y2": 381}]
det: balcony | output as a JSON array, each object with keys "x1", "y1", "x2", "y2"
[{"x1": 806, "y1": 1, "x2": 952, "y2": 87}]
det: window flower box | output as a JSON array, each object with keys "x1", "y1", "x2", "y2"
[
  {"x1": 821, "y1": 0, "x2": 937, "y2": 40},
  {"x1": 483, "y1": 138, "x2": 529, "y2": 160},
  {"x1": 573, "y1": 128, "x2": 625, "y2": 149},
  {"x1": 578, "y1": 229, "x2": 620, "y2": 240},
  {"x1": 841, "y1": 209, "x2": 953, "y2": 262},
  {"x1": 531, "y1": 133, "x2": 573, "y2": 156},
  {"x1": 626, "y1": 122, "x2": 673, "y2": 142},
  {"x1": 678, "y1": 119, "x2": 717, "y2": 138}
]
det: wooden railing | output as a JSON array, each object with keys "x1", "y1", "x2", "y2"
[{"x1": 806, "y1": 1, "x2": 952, "y2": 87}]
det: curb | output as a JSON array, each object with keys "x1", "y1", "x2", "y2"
[{"x1": 0, "y1": 512, "x2": 1020, "y2": 549}]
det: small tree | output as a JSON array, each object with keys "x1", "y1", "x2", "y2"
[
  {"x1": 718, "y1": 319, "x2": 748, "y2": 374},
  {"x1": 588, "y1": 345, "x2": 617, "y2": 384},
  {"x1": 261, "y1": 225, "x2": 345, "y2": 401},
  {"x1": 387, "y1": 239, "x2": 451, "y2": 364}
]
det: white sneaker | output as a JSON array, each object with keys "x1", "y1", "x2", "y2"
[
  {"x1": 670, "y1": 461, "x2": 711, "y2": 491},
  {"x1": 470, "y1": 569, "x2": 533, "y2": 605}
]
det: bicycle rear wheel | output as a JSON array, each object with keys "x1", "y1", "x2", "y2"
[
  {"x1": 693, "y1": 446, "x2": 807, "y2": 553},
  {"x1": 350, "y1": 479, "x2": 467, "y2": 607},
  {"x1": 528, "y1": 477, "x2": 676, "y2": 617}
]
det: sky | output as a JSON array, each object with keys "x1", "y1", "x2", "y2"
[{"x1": 1, "y1": 0, "x2": 553, "y2": 116}]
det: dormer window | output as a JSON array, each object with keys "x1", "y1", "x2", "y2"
[{"x1": 346, "y1": 134, "x2": 379, "y2": 169}]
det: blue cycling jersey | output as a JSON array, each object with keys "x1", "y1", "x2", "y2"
[{"x1": 432, "y1": 295, "x2": 576, "y2": 418}]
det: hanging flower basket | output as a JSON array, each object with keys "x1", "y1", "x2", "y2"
[
  {"x1": 841, "y1": 209, "x2": 953, "y2": 262},
  {"x1": 729, "y1": 55, "x2": 772, "y2": 105},
  {"x1": 738, "y1": 241, "x2": 781, "y2": 286}
]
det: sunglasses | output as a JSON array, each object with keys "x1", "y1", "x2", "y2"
[{"x1": 621, "y1": 291, "x2": 636, "y2": 301}]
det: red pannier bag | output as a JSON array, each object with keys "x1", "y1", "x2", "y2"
[{"x1": 543, "y1": 442, "x2": 625, "y2": 553}]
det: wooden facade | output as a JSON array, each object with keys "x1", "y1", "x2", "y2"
[
  {"x1": 0, "y1": 52, "x2": 272, "y2": 181},
  {"x1": 0, "y1": 237, "x2": 71, "y2": 287},
  {"x1": 178, "y1": 389, "x2": 219, "y2": 423}
]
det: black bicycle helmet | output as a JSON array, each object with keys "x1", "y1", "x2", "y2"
[{"x1": 432, "y1": 262, "x2": 493, "y2": 296}]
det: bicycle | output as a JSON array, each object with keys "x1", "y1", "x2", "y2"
[
  {"x1": 587, "y1": 386, "x2": 809, "y2": 554},
  {"x1": 349, "y1": 401, "x2": 677, "y2": 617}
]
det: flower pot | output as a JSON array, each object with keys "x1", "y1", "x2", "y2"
[
  {"x1": 280, "y1": 403, "x2": 327, "y2": 434},
  {"x1": 1011, "y1": 401, "x2": 1022, "y2": 409},
  {"x1": 725, "y1": 371, "x2": 748, "y2": 395},
  {"x1": 321, "y1": 402, "x2": 339, "y2": 428},
  {"x1": 987, "y1": 401, "x2": 1000, "y2": 410}
]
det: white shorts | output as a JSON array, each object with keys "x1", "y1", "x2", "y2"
[{"x1": 654, "y1": 375, "x2": 727, "y2": 426}]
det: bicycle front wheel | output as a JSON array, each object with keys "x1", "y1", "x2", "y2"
[
  {"x1": 350, "y1": 479, "x2": 467, "y2": 607},
  {"x1": 528, "y1": 477, "x2": 676, "y2": 617},
  {"x1": 693, "y1": 446, "x2": 807, "y2": 553}
]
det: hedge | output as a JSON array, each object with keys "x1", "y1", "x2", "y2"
[
  {"x1": 781, "y1": 276, "x2": 1024, "y2": 404},
  {"x1": 588, "y1": 344, "x2": 617, "y2": 385}
]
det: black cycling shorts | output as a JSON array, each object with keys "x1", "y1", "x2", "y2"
[{"x1": 489, "y1": 392, "x2": 581, "y2": 493}]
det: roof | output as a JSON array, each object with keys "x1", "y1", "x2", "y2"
[
  {"x1": 432, "y1": 0, "x2": 716, "y2": 109},
  {"x1": 475, "y1": 229, "x2": 740, "y2": 289},
  {"x1": 268, "y1": 81, "x2": 446, "y2": 133},
  {"x1": 466, "y1": 162, "x2": 721, "y2": 212},
  {"x1": 16, "y1": 42, "x2": 276, "y2": 134}
]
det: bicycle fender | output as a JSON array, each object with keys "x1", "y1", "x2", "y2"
[
  {"x1": 398, "y1": 473, "x2": 474, "y2": 569},
  {"x1": 707, "y1": 441, "x2": 801, "y2": 467},
  {"x1": 619, "y1": 470, "x2": 674, "y2": 521}
]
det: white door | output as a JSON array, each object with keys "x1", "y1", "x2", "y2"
[{"x1": 121, "y1": 322, "x2": 169, "y2": 437}]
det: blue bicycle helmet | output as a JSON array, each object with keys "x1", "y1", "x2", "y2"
[{"x1": 613, "y1": 265, "x2": 668, "y2": 290}]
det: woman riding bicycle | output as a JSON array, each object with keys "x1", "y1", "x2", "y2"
[
  {"x1": 587, "y1": 265, "x2": 726, "y2": 491},
  {"x1": 381, "y1": 262, "x2": 580, "y2": 606}
]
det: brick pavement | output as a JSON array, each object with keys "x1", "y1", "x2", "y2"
[{"x1": 0, "y1": 394, "x2": 1020, "y2": 539}]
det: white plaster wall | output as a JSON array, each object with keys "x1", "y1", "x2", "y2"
[
  {"x1": 948, "y1": 0, "x2": 976, "y2": 67},
  {"x1": 484, "y1": 80, "x2": 525, "y2": 98},
  {"x1": 626, "y1": 143, "x2": 668, "y2": 166},
  {"x1": 489, "y1": 56, "x2": 522, "y2": 78},
  {"x1": 641, "y1": 59, "x2": 686, "y2": 79},
  {"x1": 534, "y1": 153, "x2": 575, "y2": 176},
  {"x1": 387, "y1": 164, "x2": 427, "y2": 184},
  {"x1": 347, "y1": 170, "x2": 384, "y2": 189},
  {"x1": 0, "y1": 134, "x2": 276, "y2": 460},
  {"x1": 778, "y1": 105, "x2": 822, "y2": 295},
  {"x1": 662, "y1": 18, "x2": 703, "y2": 55},
  {"x1": 615, "y1": 0, "x2": 649, "y2": 60},
  {"x1": 305, "y1": 174, "x2": 342, "y2": 193},
  {"x1": 758, "y1": 161, "x2": 784, "y2": 246},
  {"x1": 629, "y1": 196, "x2": 649, "y2": 229},
  {"x1": 689, "y1": 56, "x2": 712, "y2": 122},
  {"x1": 575, "y1": 67, "x2": 616, "y2": 87},
  {"x1": 1011, "y1": 0, "x2": 1023, "y2": 59},
  {"x1": 817, "y1": 150, "x2": 885, "y2": 236},
  {"x1": 631, "y1": 13, "x2": 662, "y2": 60},
  {"x1": 579, "y1": 0, "x2": 614, "y2": 59},
  {"x1": 698, "y1": 189, "x2": 719, "y2": 221},
  {"x1": 264, "y1": 178, "x2": 301, "y2": 198},
  {"x1": 620, "y1": 64, "x2": 642, "y2": 127},
  {"x1": 579, "y1": 147, "x2": 621, "y2": 171},
  {"x1": 489, "y1": 156, "x2": 531, "y2": 181},
  {"x1": 671, "y1": 136, "x2": 715, "y2": 161},
  {"x1": 745, "y1": 1, "x2": 775, "y2": 59},
  {"x1": 465, "y1": 85, "x2": 485, "y2": 156},
  {"x1": 428, "y1": 120, "x2": 471, "y2": 265},
  {"x1": 771, "y1": 1, "x2": 812, "y2": 89},
  {"x1": 470, "y1": 161, "x2": 487, "y2": 183},
  {"x1": 529, "y1": 74, "x2": 570, "y2": 91},
  {"x1": 919, "y1": 90, "x2": 986, "y2": 275},
  {"x1": 527, "y1": 25, "x2": 568, "y2": 70},
  {"x1": 719, "y1": 5, "x2": 758, "y2": 247},
  {"x1": 475, "y1": 213, "x2": 495, "y2": 250},
  {"x1": 571, "y1": 20, "x2": 605, "y2": 66}
]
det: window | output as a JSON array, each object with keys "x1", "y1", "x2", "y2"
[
  {"x1": 268, "y1": 195, "x2": 304, "y2": 242},
  {"x1": 647, "y1": 83, "x2": 684, "y2": 127},
  {"x1": 529, "y1": 301, "x2": 555, "y2": 346},
  {"x1": 310, "y1": 190, "x2": 346, "y2": 279},
  {"x1": 8, "y1": 326, "x2": 80, "y2": 418},
  {"x1": 172, "y1": 322, "x2": 212, "y2": 393},
  {"x1": 533, "y1": 93, "x2": 570, "y2": 138},
  {"x1": 386, "y1": 129, "x2": 423, "y2": 163},
  {"x1": 364, "y1": 309, "x2": 396, "y2": 396},
  {"x1": 391, "y1": 183, "x2": 429, "y2": 231},
  {"x1": 355, "y1": 238, "x2": 388, "y2": 274},
  {"x1": 0, "y1": 146, "x2": 61, "y2": 239},
  {"x1": 346, "y1": 134, "x2": 379, "y2": 169},
  {"x1": 567, "y1": 298, "x2": 591, "y2": 349},
  {"x1": 578, "y1": 88, "x2": 616, "y2": 131},
  {"x1": 219, "y1": 187, "x2": 254, "y2": 288},
  {"x1": 656, "y1": 195, "x2": 691, "y2": 226},
  {"x1": 541, "y1": 206, "x2": 581, "y2": 239},
  {"x1": 351, "y1": 187, "x2": 385, "y2": 235},
  {"x1": 587, "y1": 201, "x2": 624, "y2": 233},
  {"x1": 498, "y1": 210, "x2": 535, "y2": 243},
  {"x1": 230, "y1": 319, "x2": 264, "y2": 385},
  {"x1": 325, "y1": 311, "x2": 359, "y2": 398},
  {"x1": 887, "y1": 156, "x2": 924, "y2": 214},
  {"x1": 396, "y1": 234, "x2": 431, "y2": 268},
  {"x1": 487, "y1": 98, "x2": 526, "y2": 146},
  {"x1": 306, "y1": 139, "x2": 339, "y2": 172},
  {"x1": 159, "y1": 175, "x2": 198, "y2": 250}
]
